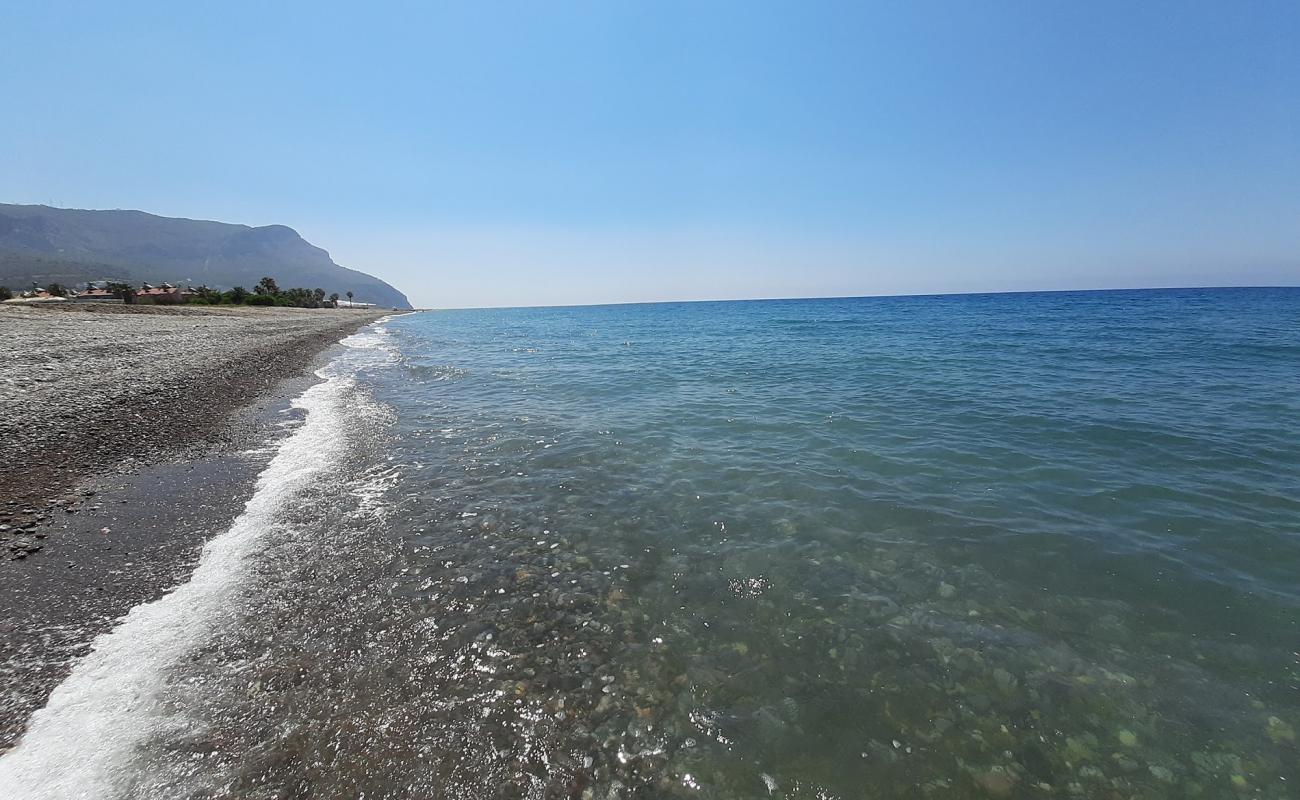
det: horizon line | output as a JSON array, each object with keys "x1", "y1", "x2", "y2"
[{"x1": 420, "y1": 284, "x2": 1299, "y2": 312}]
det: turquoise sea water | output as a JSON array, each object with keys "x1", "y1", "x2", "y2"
[{"x1": 43, "y1": 289, "x2": 1300, "y2": 798}]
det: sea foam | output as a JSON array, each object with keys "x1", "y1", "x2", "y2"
[{"x1": 0, "y1": 355, "x2": 365, "y2": 798}]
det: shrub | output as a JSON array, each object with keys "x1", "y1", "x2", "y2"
[{"x1": 245, "y1": 294, "x2": 275, "y2": 306}]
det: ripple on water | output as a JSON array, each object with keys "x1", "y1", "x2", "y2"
[{"x1": 73, "y1": 291, "x2": 1300, "y2": 798}]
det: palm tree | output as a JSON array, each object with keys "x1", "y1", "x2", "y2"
[{"x1": 346, "y1": 291, "x2": 353, "y2": 306}]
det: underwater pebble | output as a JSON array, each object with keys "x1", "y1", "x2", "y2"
[
  {"x1": 1265, "y1": 715, "x2": 1294, "y2": 743},
  {"x1": 1149, "y1": 764, "x2": 1174, "y2": 783}
]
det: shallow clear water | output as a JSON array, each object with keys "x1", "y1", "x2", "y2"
[{"x1": 16, "y1": 288, "x2": 1300, "y2": 799}]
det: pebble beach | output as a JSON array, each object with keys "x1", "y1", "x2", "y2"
[
  {"x1": 0, "y1": 303, "x2": 386, "y2": 748},
  {"x1": 0, "y1": 303, "x2": 386, "y2": 534},
  {"x1": 2, "y1": 293, "x2": 1298, "y2": 798}
]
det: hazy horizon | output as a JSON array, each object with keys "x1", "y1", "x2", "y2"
[
  {"x1": 3, "y1": 1, "x2": 1298, "y2": 308},
  {"x1": 405, "y1": 284, "x2": 1300, "y2": 312}
]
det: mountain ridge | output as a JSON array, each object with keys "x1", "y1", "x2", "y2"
[{"x1": 0, "y1": 203, "x2": 412, "y2": 308}]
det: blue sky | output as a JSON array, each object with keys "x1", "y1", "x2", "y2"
[{"x1": 2, "y1": 1, "x2": 1297, "y2": 308}]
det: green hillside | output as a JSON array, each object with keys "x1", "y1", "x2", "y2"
[{"x1": 0, "y1": 204, "x2": 411, "y2": 308}]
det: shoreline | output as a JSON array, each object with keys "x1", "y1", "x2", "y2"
[
  {"x1": 0, "y1": 303, "x2": 389, "y2": 546},
  {"x1": 0, "y1": 304, "x2": 388, "y2": 749}
]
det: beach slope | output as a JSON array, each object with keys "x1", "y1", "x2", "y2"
[
  {"x1": 0, "y1": 303, "x2": 387, "y2": 517},
  {"x1": 0, "y1": 302, "x2": 389, "y2": 748}
]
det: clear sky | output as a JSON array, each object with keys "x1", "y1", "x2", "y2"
[{"x1": 2, "y1": 1, "x2": 1297, "y2": 308}]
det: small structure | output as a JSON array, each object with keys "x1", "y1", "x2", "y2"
[
  {"x1": 134, "y1": 283, "x2": 194, "y2": 304},
  {"x1": 72, "y1": 287, "x2": 123, "y2": 303}
]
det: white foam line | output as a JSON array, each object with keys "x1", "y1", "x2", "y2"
[{"x1": 0, "y1": 369, "x2": 356, "y2": 799}]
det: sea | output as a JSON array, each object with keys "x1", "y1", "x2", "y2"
[{"x1": 2, "y1": 288, "x2": 1297, "y2": 799}]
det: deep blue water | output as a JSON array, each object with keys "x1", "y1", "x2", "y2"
[{"x1": 76, "y1": 288, "x2": 1300, "y2": 799}]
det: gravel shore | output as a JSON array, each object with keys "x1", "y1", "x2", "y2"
[
  {"x1": 0, "y1": 303, "x2": 389, "y2": 749},
  {"x1": 0, "y1": 303, "x2": 387, "y2": 554}
]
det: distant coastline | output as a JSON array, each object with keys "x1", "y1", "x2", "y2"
[{"x1": 0, "y1": 203, "x2": 412, "y2": 310}]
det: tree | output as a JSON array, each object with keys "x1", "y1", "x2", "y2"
[
  {"x1": 329, "y1": 292, "x2": 339, "y2": 304},
  {"x1": 346, "y1": 291, "x2": 353, "y2": 305},
  {"x1": 107, "y1": 281, "x2": 136, "y2": 304},
  {"x1": 312, "y1": 288, "x2": 326, "y2": 306},
  {"x1": 189, "y1": 285, "x2": 221, "y2": 305},
  {"x1": 0, "y1": 286, "x2": 11, "y2": 301},
  {"x1": 228, "y1": 286, "x2": 250, "y2": 304},
  {"x1": 45, "y1": 283, "x2": 68, "y2": 297},
  {"x1": 255, "y1": 276, "x2": 279, "y2": 295}
]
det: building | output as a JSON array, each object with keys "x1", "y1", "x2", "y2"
[
  {"x1": 134, "y1": 283, "x2": 195, "y2": 304},
  {"x1": 72, "y1": 287, "x2": 123, "y2": 303}
]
